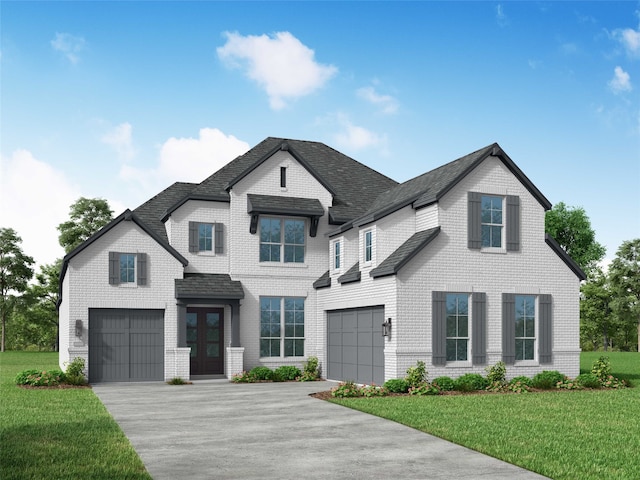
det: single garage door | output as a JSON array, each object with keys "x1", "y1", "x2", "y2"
[
  {"x1": 89, "y1": 309, "x2": 164, "y2": 382},
  {"x1": 327, "y1": 306, "x2": 384, "y2": 385}
]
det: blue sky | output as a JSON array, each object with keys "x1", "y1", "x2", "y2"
[{"x1": 1, "y1": 1, "x2": 638, "y2": 269}]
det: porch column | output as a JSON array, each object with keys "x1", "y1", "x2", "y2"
[
  {"x1": 177, "y1": 302, "x2": 187, "y2": 347},
  {"x1": 230, "y1": 300, "x2": 241, "y2": 347}
]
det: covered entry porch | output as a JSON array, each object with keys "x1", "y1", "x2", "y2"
[{"x1": 175, "y1": 273, "x2": 245, "y2": 379}]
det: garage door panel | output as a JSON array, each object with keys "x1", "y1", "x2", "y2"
[
  {"x1": 327, "y1": 306, "x2": 384, "y2": 385},
  {"x1": 89, "y1": 309, "x2": 164, "y2": 383}
]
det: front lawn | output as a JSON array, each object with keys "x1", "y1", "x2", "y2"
[
  {"x1": 0, "y1": 352, "x2": 151, "y2": 480},
  {"x1": 331, "y1": 352, "x2": 640, "y2": 480}
]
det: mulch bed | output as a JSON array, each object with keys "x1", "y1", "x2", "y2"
[{"x1": 18, "y1": 384, "x2": 92, "y2": 389}]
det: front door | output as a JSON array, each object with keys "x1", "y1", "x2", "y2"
[{"x1": 186, "y1": 307, "x2": 224, "y2": 375}]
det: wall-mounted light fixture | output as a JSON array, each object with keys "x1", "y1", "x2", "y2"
[
  {"x1": 382, "y1": 318, "x2": 392, "y2": 337},
  {"x1": 75, "y1": 320, "x2": 83, "y2": 338}
]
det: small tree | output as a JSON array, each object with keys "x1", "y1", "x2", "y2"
[
  {"x1": 57, "y1": 197, "x2": 113, "y2": 253},
  {"x1": 609, "y1": 239, "x2": 640, "y2": 352},
  {"x1": 0, "y1": 228, "x2": 34, "y2": 351},
  {"x1": 580, "y1": 268, "x2": 614, "y2": 351}
]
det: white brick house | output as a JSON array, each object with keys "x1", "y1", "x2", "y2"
[{"x1": 58, "y1": 138, "x2": 585, "y2": 383}]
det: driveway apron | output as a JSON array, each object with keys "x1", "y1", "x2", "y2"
[{"x1": 93, "y1": 381, "x2": 547, "y2": 480}]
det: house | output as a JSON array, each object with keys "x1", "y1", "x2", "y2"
[{"x1": 58, "y1": 138, "x2": 585, "y2": 383}]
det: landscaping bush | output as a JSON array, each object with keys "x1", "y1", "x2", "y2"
[
  {"x1": 167, "y1": 377, "x2": 187, "y2": 385},
  {"x1": 273, "y1": 365, "x2": 301, "y2": 382},
  {"x1": 384, "y1": 378, "x2": 409, "y2": 393},
  {"x1": 532, "y1": 370, "x2": 565, "y2": 389},
  {"x1": 64, "y1": 357, "x2": 87, "y2": 385},
  {"x1": 409, "y1": 382, "x2": 440, "y2": 396},
  {"x1": 591, "y1": 356, "x2": 612, "y2": 382},
  {"x1": 506, "y1": 378, "x2": 531, "y2": 393},
  {"x1": 249, "y1": 366, "x2": 274, "y2": 381},
  {"x1": 432, "y1": 376, "x2": 455, "y2": 391},
  {"x1": 405, "y1": 360, "x2": 427, "y2": 388},
  {"x1": 575, "y1": 373, "x2": 601, "y2": 389},
  {"x1": 360, "y1": 384, "x2": 388, "y2": 397},
  {"x1": 485, "y1": 361, "x2": 507, "y2": 384},
  {"x1": 298, "y1": 356, "x2": 320, "y2": 381},
  {"x1": 331, "y1": 381, "x2": 361, "y2": 398},
  {"x1": 454, "y1": 373, "x2": 488, "y2": 392},
  {"x1": 15, "y1": 369, "x2": 65, "y2": 387}
]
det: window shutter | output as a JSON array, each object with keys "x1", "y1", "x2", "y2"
[
  {"x1": 539, "y1": 294, "x2": 552, "y2": 364},
  {"x1": 432, "y1": 291, "x2": 447, "y2": 366},
  {"x1": 188, "y1": 221, "x2": 198, "y2": 253},
  {"x1": 109, "y1": 252, "x2": 119, "y2": 285},
  {"x1": 506, "y1": 195, "x2": 520, "y2": 252},
  {"x1": 214, "y1": 223, "x2": 224, "y2": 254},
  {"x1": 472, "y1": 292, "x2": 486, "y2": 365},
  {"x1": 468, "y1": 192, "x2": 481, "y2": 249},
  {"x1": 502, "y1": 293, "x2": 516, "y2": 365},
  {"x1": 137, "y1": 253, "x2": 147, "y2": 286}
]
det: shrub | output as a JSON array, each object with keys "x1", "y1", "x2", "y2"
[
  {"x1": 249, "y1": 366, "x2": 274, "y2": 381},
  {"x1": 331, "y1": 381, "x2": 361, "y2": 398},
  {"x1": 409, "y1": 382, "x2": 440, "y2": 396},
  {"x1": 167, "y1": 377, "x2": 187, "y2": 385},
  {"x1": 509, "y1": 376, "x2": 533, "y2": 388},
  {"x1": 485, "y1": 361, "x2": 507, "y2": 384},
  {"x1": 432, "y1": 376, "x2": 455, "y2": 391},
  {"x1": 591, "y1": 356, "x2": 612, "y2": 382},
  {"x1": 506, "y1": 379, "x2": 531, "y2": 393},
  {"x1": 64, "y1": 357, "x2": 87, "y2": 385},
  {"x1": 273, "y1": 365, "x2": 301, "y2": 382},
  {"x1": 360, "y1": 384, "x2": 388, "y2": 397},
  {"x1": 384, "y1": 378, "x2": 410, "y2": 393},
  {"x1": 601, "y1": 375, "x2": 627, "y2": 389},
  {"x1": 231, "y1": 371, "x2": 253, "y2": 383},
  {"x1": 454, "y1": 373, "x2": 488, "y2": 392},
  {"x1": 405, "y1": 360, "x2": 427, "y2": 388},
  {"x1": 15, "y1": 369, "x2": 65, "y2": 387},
  {"x1": 532, "y1": 370, "x2": 565, "y2": 389},
  {"x1": 298, "y1": 356, "x2": 320, "y2": 382},
  {"x1": 574, "y1": 373, "x2": 601, "y2": 389},
  {"x1": 556, "y1": 376, "x2": 582, "y2": 390}
]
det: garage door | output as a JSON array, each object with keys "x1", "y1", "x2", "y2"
[
  {"x1": 327, "y1": 306, "x2": 384, "y2": 385},
  {"x1": 89, "y1": 309, "x2": 164, "y2": 382}
]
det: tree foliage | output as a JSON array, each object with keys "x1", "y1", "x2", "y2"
[
  {"x1": 545, "y1": 202, "x2": 606, "y2": 276},
  {"x1": 57, "y1": 197, "x2": 114, "y2": 253},
  {"x1": 609, "y1": 239, "x2": 640, "y2": 352},
  {"x1": 580, "y1": 269, "x2": 613, "y2": 351},
  {"x1": 0, "y1": 228, "x2": 35, "y2": 351}
]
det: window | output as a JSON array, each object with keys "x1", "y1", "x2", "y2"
[
  {"x1": 481, "y1": 195, "x2": 503, "y2": 248},
  {"x1": 259, "y1": 218, "x2": 305, "y2": 263},
  {"x1": 364, "y1": 230, "x2": 372, "y2": 263},
  {"x1": 446, "y1": 294, "x2": 469, "y2": 362},
  {"x1": 199, "y1": 223, "x2": 213, "y2": 251},
  {"x1": 334, "y1": 240, "x2": 341, "y2": 270},
  {"x1": 189, "y1": 222, "x2": 223, "y2": 254},
  {"x1": 515, "y1": 295, "x2": 535, "y2": 361},
  {"x1": 109, "y1": 252, "x2": 147, "y2": 286},
  {"x1": 120, "y1": 254, "x2": 136, "y2": 283},
  {"x1": 260, "y1": 297, "x2": 304, "y2": 357}
]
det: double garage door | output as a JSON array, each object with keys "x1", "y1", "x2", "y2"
[
  {"x1": 327, "y1": 306, "x2": 384, "y2": 385},
  {"x1": 89, "y1": 309, "x2": 164, "y2": 383}
]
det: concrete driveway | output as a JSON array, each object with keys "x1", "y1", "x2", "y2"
[{"x1": 93, "y1": 380, "x2": 547, "y2": 480}]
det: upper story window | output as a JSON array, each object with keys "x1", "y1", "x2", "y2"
[
  {"x1": 481, "y1": 196, "x2": 503, "y2": 248},
  {"x1": 109, "y1": 252, "x2": 147, "y2": 286},
  {"x1": 515, "y1": 295, "x2": 536, "y2": 361},
  {"x1": 189, "y1": 222, "x2": 224, "y2": 254},
  {"x1": 334, "y1": 240, "x2": 341, "y2": 270},
  {"x1": 259, "y1": 217, "x2": 305, "y2": 263},
  {"x1": 364, "y1": 230, "x2": 373, "y2": 263},
  {"x1": 199, "y1": 223, "x2": 213, "y2": 251}
]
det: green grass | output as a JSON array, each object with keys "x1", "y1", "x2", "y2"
[
  {"x1": 0, "y1": 352, "x2": 151, "y2": 480},
  {"x1": 332, "y1": 352, "x2": 640, "y2": 480}
]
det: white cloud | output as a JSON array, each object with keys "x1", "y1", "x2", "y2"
[
  {"x1": 356, "y1": 86, "x2": 399, "y2": 114},
  {"x1": 613, "y1": 26, "x2": 640, "y2": 58},
  {"x1": 101, "y1": 122, "x2": 135, "y2": 161},
  {"x1": 217, "y1": 31, "x2": 338, "y2": 110},
  {"x1": 609, "y1": 66, "x2": 632, "y2": 94},
  {"x1": 0, "y1": 150, "x2": 80, "y2": 267},
  {"x1": 495, "y1": 4, "x2": 509, "y2": 27},
  {"x1": 332, "y1": 114, "x2": 386, "y2": 151},
  {"x1": 560, "y1": 42, "x2": 579, "y2": 55},
  {"x1": 120, "y1": 128, "x2": 250, "y2": 187},
  {"x1": 50, "y1": 33, "x2": 86, "y2": 64}
]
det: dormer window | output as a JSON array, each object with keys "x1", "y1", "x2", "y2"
[{"x1": 364, "y1": 230, "x2": 373, "y2": 263}]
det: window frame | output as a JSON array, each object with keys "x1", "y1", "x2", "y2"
[
  {"x1": 481, "y1": 195, "x2": 504, "y2": 249},
  {"x1": 259, "y1": 296, "x2": 305, "y2": 358},
  {"x1": 109, "y1": 251, "x2": 146, "y2": 286},
  {"x1": 514, "y1": 295, "x2": 537, "y2": 362},
  {"x1": 198, "y1": 223, "x2": 213, "y2": 252},
  {"x1": 445, "y1": 293, "x2": 470, "y2": 363},
  {"x1": 333, "y1": 239, "x2": 342, "y2": 271},
  {"x1": 364, "y1": 229, "x2": 373, "y2": 264},
  {"x1": 259, "y1": 217, "x2": 306, "y2": 264}
]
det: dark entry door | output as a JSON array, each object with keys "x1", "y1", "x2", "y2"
[{"x1": 186, "y1": 307, "x2": 224, "y2": 375}]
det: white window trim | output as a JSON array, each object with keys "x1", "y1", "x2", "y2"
[
  {"x1": 259, "y1": 296, "x2": 305, "y2": 359},
  {"x1": 363, "y1": 228, "x2": 374, "y2": 265},
  {"x1": 445, "y1": 292, "x2": 472, "y2": 366},
  {"x1": 514, "y1": 295, "x2": 538, "y2": 365},
  {"x1": 118, "y1": 253, "x2": 138, "y2": 288},
  {"x1": 480, "y1": 195, "x2": 505, "y2": 251},
  {"x1": 259, "y1": 217, "x2": 307, "y2": 265},
  {"x1": 332, "y1": 238, "x2": 343, "y2": 273}
]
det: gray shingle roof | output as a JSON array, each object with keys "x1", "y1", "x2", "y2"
[
  {"x1": 175, "y1": 273, "x2": 245, "y2": 300},
  {"x1": 370, "y1": 227, "x2": 441, "y2": 278},
  {"x1": 312, "y1": 270, "x2": 331, "y2": 289},
  {"x1": 247, "y1": 194, "x2": 324, "y2": 217},
  {"x1": 338, "y1": 262, "x2": 361, "y2": 284},
  {"x1": 134, "y1": 182, "x2": 196, "y2": 242}
]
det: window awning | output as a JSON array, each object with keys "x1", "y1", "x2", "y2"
[{"x1": 247, "y1": 194, "x2": 324, "y2": 237}]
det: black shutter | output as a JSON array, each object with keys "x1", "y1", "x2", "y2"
[
  {"x1": 468, "y1": 192, "x2": 481, "y2": 249},
  {"x1": 108, "y1": 252, "x2": 119, "y2": 285},
  {"x1": 506, "y1": 195, "x2": 520, "y2": 252},
  {"x1": 472, "y1": 292, "x2": 486, "y2": 365},
  {"x1": 214, "y1": 223, "x2": 224, "y2": 254},
  {"x1": 137, "y1": 253, "x2": 147, "y2": 286},
  {"x1": 539, "y1": 294, "x2": 552, "y2": 364},
  {"x1": 432, "y1": 291, "x2": 447, "y2": 366},
  {"x1": 189, "y1": 221, "x2": 198, "y2": 253},
  {"x1": 502, "y1": 293, "x2": 516, "y2": 365}
]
